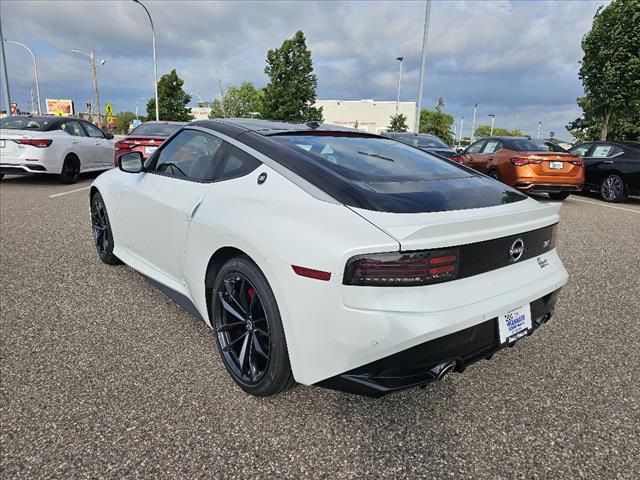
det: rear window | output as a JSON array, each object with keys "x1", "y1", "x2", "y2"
[
  {"x1": 510, "y1": 139, "x2": 566, "y2": 152},
  {"x1": 271, "y1": 134, "x2": 469, "y2": 182},
  {"x1": 129, "y1": 123, "x2": 183, "y2": 137},
  {"x1": 416, "y1": 135, "x2": 449, "y2": 149},
  {"x1": 0, "y1": 116, "x2": 53, "y2": 130}
]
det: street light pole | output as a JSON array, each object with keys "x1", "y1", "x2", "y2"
[
  {"x1": 458, "y1": 117, "x2": 464, "y2": 145},
  {"x1": 395, "y1": 56, "x2": 403, "y2": 116},
  {"x1": 489, "y1": 114, "x2": 496, "y2": 136},
  {"x1": 470, "y1": 103, "x2": 478, "y2": 141},
  {"x1": 0, "y1": 18, "x2": 12, "y2": 115},
  {"x1": 71, "y1": 49, "x2": 103, "y2": 127},
  {"x1": 190, "y1": 91, "x2": 203, "y2": 105},
  {"x1": 133, "y1": 0, "x2": 159, "y2": 121},
  {"x1": 135, "y1": 97, "x2": 145, "y2": 120},
  {"x1": 414, "y1": 0, "x2": 432, "y2": 133},
  {"x1": 4, "y1": 39, "x2": 41, "y2": 114}
]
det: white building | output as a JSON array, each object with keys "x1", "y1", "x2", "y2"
[{"x1": 315, "y1": 99, "x2": 417, "y2": 134}]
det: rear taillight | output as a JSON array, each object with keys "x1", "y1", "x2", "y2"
[
  {"x1": 115, "y1": 140, "x2": 135, "y2": 150},
  {"x1": 510, "y1": 156, "x2": 541, "y2": 166},
  {"x1": 343, "y1": 249, "x2": 460, "y2": 286},
  {"x1": 570, "y1": 158, "x2": 584, "y2": 167},
  {"x1": 450, "y1": 155, "x2": 464, "y2": 163},
  {"x1": 14, "y1": 139, "x2": 52, "y2": 148}
]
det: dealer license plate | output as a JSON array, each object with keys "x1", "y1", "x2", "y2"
[
  {"x1": 549, "y1": 161, "x2": 563, "y2": 169},
  {"x1": 498, "y1": 304, "x2": 532, "y2": 344},
  {"x1": 145, "y1": 146, "x2": 158, "y2": 155}
]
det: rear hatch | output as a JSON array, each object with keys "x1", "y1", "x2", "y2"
[{"x1": 0, "y1": 129, "x2": 51, "y2": 160}]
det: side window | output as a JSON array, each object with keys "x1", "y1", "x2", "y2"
[
  {"x1": 591, "y1": 144, "x2": 622, "y2": 158},
  {"x1": 607, "y1": 146, "x2": 624, "y2": 157},
  {"x1": 60, "y1": 121, "x2": 85, "y2": 137},
  {"x1": 153, "y1": 129, "x2": 223, "y2": 181},
  {"x1": 218, "y1": 145, "x2": 261, "y2": 181},
  {"x1": 482, "y1": 140, "x2": 501, "y2": 153},
  {"x1": 83, "y1": 122, "x2": 105, "y2": 139},
  {"x1": 466, "y1": 141, "x2": 485, "y2": 154},
  {"x1": 570, "y1": 144, "x2": 590, "y2": 156}
]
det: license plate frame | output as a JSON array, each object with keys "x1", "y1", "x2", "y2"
[
  {"x1": 145, "y1": 146, "x2": 158, "y2": 155},
  {"x1": 497, "y1": 304, "x2": 532, "y2": 345},
  {"x1": 549, "y1": 161, "x2": 563, "y2": 169}
]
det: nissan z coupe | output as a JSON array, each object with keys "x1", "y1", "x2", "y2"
[{"x1": 90, "y1": 119, "x2": 568, "y2": 397}]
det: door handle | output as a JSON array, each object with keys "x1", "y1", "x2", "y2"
[
  {"x1": 488, "y1": 156, "x2": 494, "y2": 161},
  {"x1": 189, "y1": 198, "x2": 204, "y2": 219},
  {"x1": 603, "y1": 160, "x2": 613, "y2": 164},
  {"x1": 95, "y1": 142, "x2": 101, "y2": 145},
  {"x1": 71, "y1": 140, "x2": 78, "y2": 144}
]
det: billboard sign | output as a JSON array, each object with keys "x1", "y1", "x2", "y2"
[{"x1": 46, "y1": 99, "x2": 74, "y2": 116}]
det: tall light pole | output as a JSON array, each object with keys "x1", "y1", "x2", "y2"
[
  {"x1": 414, "y1": 0, "x2": 432, "y2": 133},
  {"x1": 0, "y1": 18, "x2": 11, "y2": 115},
  {"x1": 458, "y1": 117, "x2": 464, "y2": 145},
  {"x1": 190, "y1": 91, "x2": 203, "y2": 105},
  {"x1": 537, "y1": 121, "x2": 542, "y2": 139},
  {"x1": 4, "y1": 39, "x2": 41, "y2": 114},
  {"x1": 71, "y1": 49, "x2": 103, "y2": 127},
  {"x1": 395, "y1": 56, "x2": 403, "y2": 116},
  {"x1": 470, "y1": 103, "x2": 478, "y2": 141},
  {"x1": 133, "y1": 0, "x2": 159, "y2": 121},
  {"x1": 135, "y1": 97, "x2": 145, "y2": 120},
  {"x1": 488, "y1": 114, "x2": 496, "y2": 136}
]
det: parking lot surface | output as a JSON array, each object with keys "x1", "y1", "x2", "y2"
[{"x1": 1, "y1": 174, "x2": 639, "y2": 479}]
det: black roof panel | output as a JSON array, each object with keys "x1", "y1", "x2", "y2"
[{"x1": 191, "y1": 118, "x2": 362, "y2": 137}]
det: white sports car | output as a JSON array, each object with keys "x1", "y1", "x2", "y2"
[
  {"x1": 90, "y1": 119, "x2": 568, "y2": 397},
  {"x1": 0, "y1": 115, "x2": 115, "y2": 183}
]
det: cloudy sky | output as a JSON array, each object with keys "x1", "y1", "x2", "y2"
[{"x1": 2, "y1": 0, "x2": 606, "y2": 139}]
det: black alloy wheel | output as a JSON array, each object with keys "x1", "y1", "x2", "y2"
[
  {"x1": 488, "y1": 170, "x2": 500, "y2": 181},
  {"x1": 212, "y1": 257, "x2": 294, "y2": 396},
  {"x1": 600, "y1": 174, "x2": 626, "y2": 203},
  {"x1": 90, "y1": 192, "x2": 121, "y2": 265},
  {"x1": 548, "y1": 191, "x2": 570, "y2": 201},
  {"x1": 60, "y1": 155, "x2": 80, "y2": 184}
]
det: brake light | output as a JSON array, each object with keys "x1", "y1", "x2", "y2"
[
  {"x1": 292, "y1": 265, "x2": 331, "y2": 281},
  {"x1": 450, "y1": 155, "x2": 464, "y2": 163},
  {"x1": 115, "y1": 140, "x2": 136, "y2": 150},
  {"x1": 14, "y1": 139, "x2": 52, "y2": 148},
  {"x1": 510, "y1": 157, "x2": 541, "y2": 166},
  {"x1": 570, "y1": 158, "x2": 584, "y2": 167},
  {"x1": 343, "y1": 249, "x2": 460, "y2": 286}
]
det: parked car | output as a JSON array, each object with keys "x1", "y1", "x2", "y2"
[
  {"x1": 568, "y1": 141, "x2": 640, "y2": 202},
  {"x1": 462, "y1": 137, "x2": 584, "y2": 200},
  {"x1": 384, "y1": 132, "x2": 464, "y2": 162},
  {"x1": 114, "y1": 121, "x2": 186, "y2": 165},
  {"x1": 90, "y1": 119, "x2": 567, "y2": 397},
  {"x1": 0, "y1": 115, "x2": 115, "y2": 183}
]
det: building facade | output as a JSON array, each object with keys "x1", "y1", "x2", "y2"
[{"x1": 315, "y1": 99, "x2": 417, "y2": 134}]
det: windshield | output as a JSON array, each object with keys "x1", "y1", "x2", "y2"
[
  {"x1": 0, "y1": 116, "x2": 54, "y2": 130},
  {"x1": 129, "y1": 123, "x2": 183, "y2": 137},
  {"x1": 510, "y1": 139, "x2": 566, "y2": 152},
  {"x1": 271, "y1": 134, "x2": 468, "y2": 182}
]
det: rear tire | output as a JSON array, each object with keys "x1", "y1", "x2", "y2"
[
  {"x1": 548, "y1": 191, "x2": 570, "y2": 201},
  {"x1": 600, "y1": 174, "x2": 626, "y2": 203},
  {"x1": 0, "y1": 174, "x2": 4, "y2": 181},
  {"x1": 488, "y1": 170, "x2": 500, "y2": 181},
  {"x1": 90, "y1": 192, "x2": 121, "y2": 265},
  {"x1": 211, "y1": 256, "x2": 294, "y2": 397},
  {"x1": 60, "y1": 155, "x2": 80, "y2": 184}
]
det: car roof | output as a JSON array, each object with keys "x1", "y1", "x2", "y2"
[
  {"x1": 191, "y1": 118, "x2": 368, "y2": 137},
  {"x1": 140, "y1": 120, "x2": 187, "y2": 125}
]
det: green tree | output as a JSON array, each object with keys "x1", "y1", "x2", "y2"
[
  {"x1": 114, "y1": 111, "x2": 139, "y2": 134},
  {"x1": 209, "y1": 82, "x2": 263, "y2": 119},
  {"x1": 567, "y1": 0, "x2": 640, "y2": 140},
  {"x1": 146, "y1": 69, "x2": 194, "y2": 121},
  {"x1": 388, "y1": 113, "x2": 409, "y2": 132},
  {"x1": 474, "y1": 125, "x2": 522, "y2": 138},
  {"x1": 260, "y1": 30, "x2": 323, "y2": 122},
  {"x1": 419, "y1": 98, "x2": 455, "y2": 144}
]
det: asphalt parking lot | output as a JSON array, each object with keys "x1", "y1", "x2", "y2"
[{"x1": 1, "y1": 173, "x2": 639, "y2": 479}]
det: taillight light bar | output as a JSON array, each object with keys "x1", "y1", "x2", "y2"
[
  {"x1": 450, "y1": 155, "x2": 464, "y2": 163},
  {"x1": 570, "y1": 158, "x2": 584, "y2": 167},
  {"x1": 343, "y1": 248, "x2": 460, "y2": 286},
  {"x1": 14, "y1": 139, "x2": 52, "y2": 148},
  {"x1": 510, "y1": 157, "x2": 541, "y2": 166}
]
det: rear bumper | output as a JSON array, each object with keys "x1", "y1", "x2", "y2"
[
  {"x1": 317, "y1": 288, "x2": 561, "y2": 397},
  {"x1": 0, "y1": 163, "x2": 49, "y2": 175},
  {"x1": 516, "y1": 182, "x2": 583, "y2": 193}
]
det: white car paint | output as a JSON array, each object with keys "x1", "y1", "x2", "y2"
[{"x1": 91, "y1": 126, "x2": 568, "y2": 386}]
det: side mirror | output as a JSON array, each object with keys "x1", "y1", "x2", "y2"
[
  {"x1": 119, "y1": 151, "x2": 144, "y2": 173},
  {"x1": 105, "y1": 132, "x2": 114, "y2": 140},
  {"x1": 456, "y1": 148, "x2": 465, "y2": 154}
]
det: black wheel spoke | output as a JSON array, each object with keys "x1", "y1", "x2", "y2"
[
  {"x1": 255, "y1": 328, "x2": 269, "y2": 338},
  {"x1": 216, "y1": 321, "x2": 245, "y2": 333},
  {"x1": 218, "y1": 293, "x2": 246, "y2": 322},
  {"x1": 223, "y1": 332, "x2": 248, "y2": 352},
  {"x1": 224, "y1": 278, "x2": 247, "y2": 316},
  {"x1": 252, "y1": 333, "x2": 268, "y2": 359},
  {"x1": 238, "y1": 333, "x2": 250, "y2": 374}
]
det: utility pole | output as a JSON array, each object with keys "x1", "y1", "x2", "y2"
[
  {"x1": 135, "y1": 97, "x2": 145, "y2": 120},
  {"x1": 470, "y1": 103, "x2": 478, "y2": 141},
  {"x1": 72, "y1": 49, "x2": 103, "y2": 127},
  {"x1": 414, "y1": 1, "x2": 432, "y2": 133},
  {"x1": 0, "y1": 19, "x2": 12, "y2": 115},
  {"x1": 4, "y1": 39, "x2": 41, "y2": 114},
  {"x1": 489, "y1": 114, "x2": 496, "y2": 136},
  {"x1": 537, "y1": 121, "x2": 542, "y2": 139},
  {"x1": 458, "y1": 117, "x2": 464, "y2": 145},
  {"x1": 395, "y1": 56, "x2": 403, "y2": 116}
]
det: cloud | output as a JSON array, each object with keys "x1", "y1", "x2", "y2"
[{"x1": 1, "y1": 0, "x2": 606, "y2": 138}]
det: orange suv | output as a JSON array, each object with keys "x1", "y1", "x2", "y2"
[{"x1": 462, "y1": 137, "x2": 584, "y2": 200}]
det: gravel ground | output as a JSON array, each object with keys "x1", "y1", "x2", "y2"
[{"x1": 1, "y1": 174, "x2": 639, "y2": 479}]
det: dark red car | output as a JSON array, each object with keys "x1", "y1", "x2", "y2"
[{"x1": 114, "y1": 121, "x2": 185, "y2": 165}]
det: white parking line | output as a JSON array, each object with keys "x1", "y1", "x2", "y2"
[
  {"x1": 48, "y1": 186, "x2": 91, "y2": 198},
  {"x1": 570, "y1": 196, "x2": 640, "y2": 214}
]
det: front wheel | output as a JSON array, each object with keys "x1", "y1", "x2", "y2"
[
  {"x1": 90, "y1": 192, "x2": 121, "y2": 265},
  {"x1": 211, "y1": 256, "x2": 294, "y2": 396},
  {"x1": 600, "y1": 174, "x2": 626, "y2": 203},
  {"x1": 548, "y1": 191, "x2": 570, "y2": 201}
]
